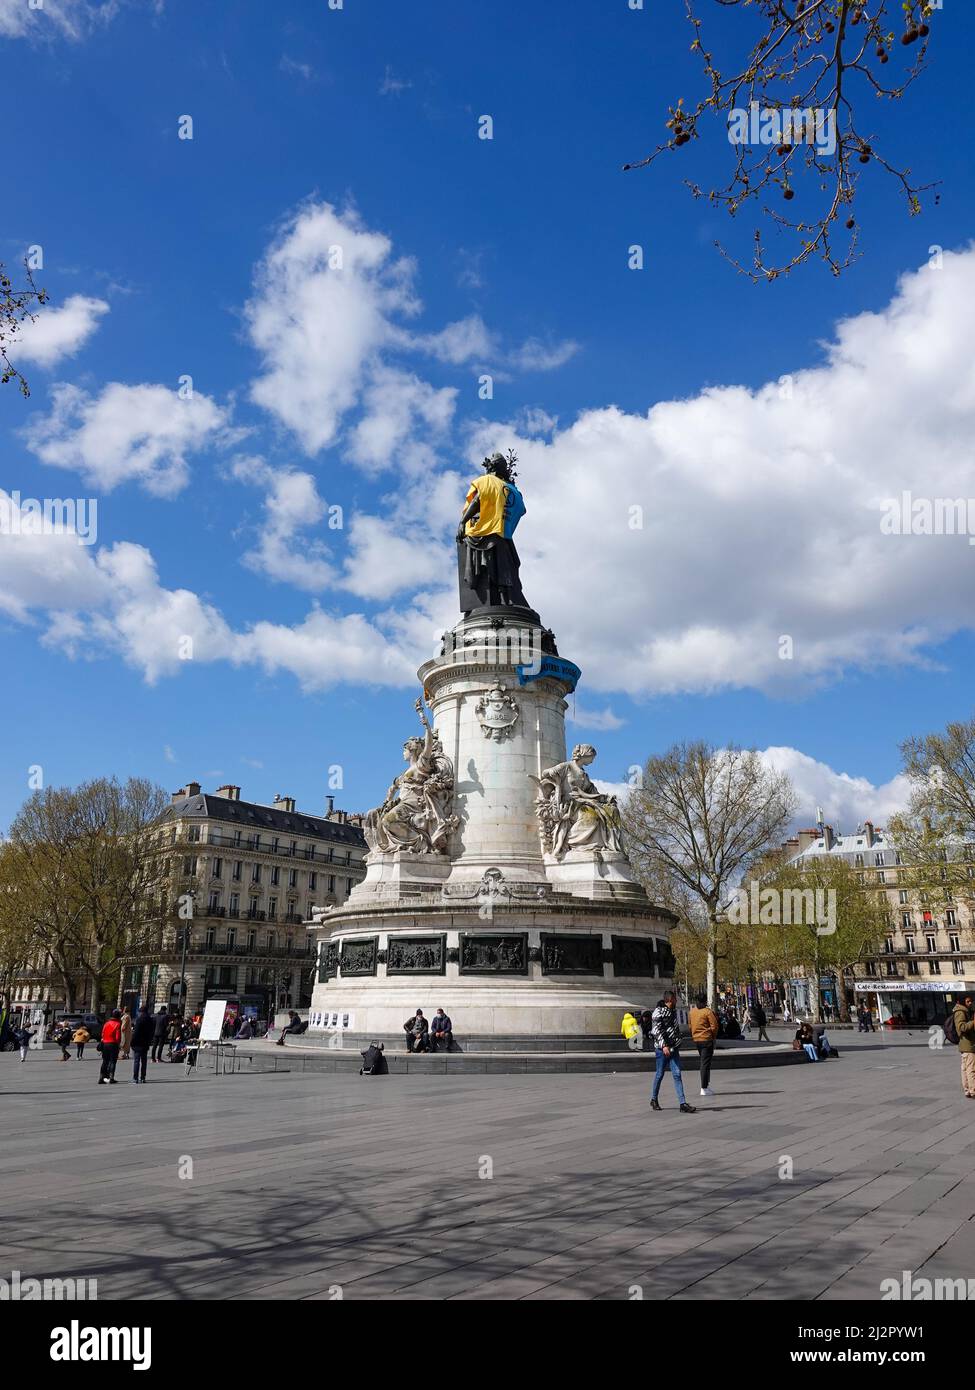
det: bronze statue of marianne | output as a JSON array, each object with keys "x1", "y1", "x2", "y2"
[{"x1": 456, "y1": 450, "x2": 535, "y2": 617}]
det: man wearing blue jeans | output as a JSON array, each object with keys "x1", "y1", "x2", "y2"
[{"x1": 650, "y1": 991, "x2": 696, "y2": 1114}]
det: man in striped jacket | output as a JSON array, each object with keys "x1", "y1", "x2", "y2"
[{"x1": 650, "y1": 991, "x2": 696, "y2": 1114}]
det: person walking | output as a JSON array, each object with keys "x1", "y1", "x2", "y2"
[
  {"x1": 689, "y1": 994, "x2": 720, "y2": 1098},
  {"x1": 949, "y1": 994, "x2": 975, "y2": 1098},
  {"x1": 130, "y1": 1005, "x2": 154, "y2": 1084},
  {"x1": 150, "y1": 1007, "x2": 170, "y2": 1063},
  {"x1": 98, "y1": 1009, "x2": 122, "y2": 1084},
  {"x1": 650, "y1": 990, "x2": 696, "y2": 1113},
  {"x1": 14, "y1": 1023, "x2": 34, "y2": 1062},
  {"x1": 73, "y1": 1023, "x2": 90, "y2": 1059},
  {"x1": 55, "y1": 1022, "x2": 73, "y2": 1061},
  {"x1": 750, "y1": 1001, "x2": 771, "y2": 1042},
  {"x1": 119, "y1": 1007, "x2": 133, "y2": 1061}
]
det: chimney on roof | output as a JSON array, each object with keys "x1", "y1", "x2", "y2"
[
  {"x1": 864, "y1": 820, "x2": 875, "y2": 847},
  {"x1": 326, "y1": 795, "x2": 335, "y2": 818},
  {"x1": 796, "y1": 827, "x2": 820, "y2": 853},
  {"x1": 273, "y1": 794, "x2": 296, "y2": 813},
  {"x1": 185, "y1": 781, "x2": 201, "y2": 797},
  {"x1": 215, "y1": 784, "x2": 240, "y2": 801},
  {"x1": 823, "y1": 824, "x2": 835, "y2": 850}
]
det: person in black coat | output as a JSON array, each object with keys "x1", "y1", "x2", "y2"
[
  {"x1": 150, "y1": 1008, "x2": 169, "y2": 1063},
  {"x1": 130, "y1": 1006, "x2": 155, "y2": 1083}
]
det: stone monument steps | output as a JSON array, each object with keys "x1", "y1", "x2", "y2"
[
  {"x1": 199, "y1": 1041, "x2": 803, "y2": 1077},
  {"x1": 301, "y1": 1032, "x2": 636, "y2": 1053}
]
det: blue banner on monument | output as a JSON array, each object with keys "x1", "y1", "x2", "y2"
[{"x1": 514, "y1": 655, "x2": 581, "y2": 692}]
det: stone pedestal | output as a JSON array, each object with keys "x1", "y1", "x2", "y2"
[{"x1": 308, "y1": 609, "x2": 675, "y2": 1038}]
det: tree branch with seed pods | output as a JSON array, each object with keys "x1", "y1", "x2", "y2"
[
  {"x1": 623, "y1": 0, "x2": 939, "y2": 280},
  {"x1": 0, "y1": 259, "x2": 48, "y2": 398}
]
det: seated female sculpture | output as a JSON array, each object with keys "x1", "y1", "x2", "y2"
[
  {"x1": 532, "y1": 743, "x2": 625, "y2": 859},
  {"x1": 364, "y1": 699, "x2": 458, "y2": 856}
]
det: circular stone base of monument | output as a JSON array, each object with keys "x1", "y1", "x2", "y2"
[{"x1": 307, "y1": 980, "x2": 671, "y2": 1039}]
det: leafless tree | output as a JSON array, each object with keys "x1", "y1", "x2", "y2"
[
  {"x1": 1, "y1": 259, "x2": 48, "y2": 397},
  {"x1": 622, "y1": 741, "x2": 797, "y2": 1005}
]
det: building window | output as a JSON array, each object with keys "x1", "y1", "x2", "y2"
[
  {"x1": 182, "y1": 856, "x2": 197, "y2": 876},
  {"x1": 309, "y1": 871, "x2": 317, "y2": 890},
  {"x1": 229, "y1": 893, "x2": 239, "y2": 917},
  {"x1": 232, "y1": 861, "x2": 242, "y2": 881},
  {"x1": 930, "y1": 959, "x2": 942, "y2": 975},
  {"x1": 266, "y1": 933, "x2": 274, "y2": 951},
  {"x1": 248, "y1": 834, "x2": 260, "y2": 850},
  {"x1": 212, "y1": 858, "x2": 222, "y2": 879},
  {"x1": 251, "y1": 863, "x2": 261, "y2": 884},
  {"x1": 907, "y1": 960, "x2": 920, "y2": 976},
  {"x1": 269, "y1": 897, "x2": 277, "y2": 919},
  {"x1": 208, "y1": 893, "x2": 220, "y2": 913},
  {"x1": 946, "y1": 910, "x2": 957, "y2": 927},
  {"x1": 188, "y1": 825, "x2": 201, "y2": 843},
  {"x1": 247, "y1": 930, "x2": 256, "y2": 951},
  {"x1": 290, "y1": 840, "x2": 298, "y2": 857},
  {"x1": 205, "y1": 926, "x2": 215, "y2": 947},
  {"x1": 233, "y1": 830, "x2": 242, "y2": 847},
  {"x1": 855, "y1": 853, "x2": 864, "y2": 867},
  {"x1": 272, "y1": 838, "x2": 279, "y2": 853},
  {"x1": 875, "y1": 852, "x2": 886, "y2": 867},
  {"x1": 877, "y1": 870, "x2": 886, "y2": 884},
  {"x1": 288, "y1": 869, "x2": 297, "y2": 888},
  {"x1": 902, "y1": 913, "x2": 912, "y2": 930},
  {"x1": 885, "y1": 960, "x2": 898, "y2": 977},
  {"x1": 899, "y1": 890, "x2": 909, "y2": 904},
  {"x1": 894, "y1": 851, "x2": 903, "y2": 866},
  {"x1": 270, "y1": 866, "x2": 280, "y2": 886},
  {"x1": 884, "y1": 937, "x2": 894, "y2": 954},
  {"x1": 953, "y1": 959, "x2": 963, "y2": 973},
  {"x1": 345, "y1": 878, "x2": 353, "y2": 896},
  {"x1": 227, "y1": 927, "x2": 237, "y2": 948},
  {"x1": 249, "y1": 898, "x2": 259, "y2": 918},
  {"x1": 905, "y1": 936, "x2": 915, "y2": 953},
  {"x1": 328, "y1": 874, "x2": 335, "y2": 893},
  {"x1": 926, "y1": 935, "x2": 937, "y2": 954}
]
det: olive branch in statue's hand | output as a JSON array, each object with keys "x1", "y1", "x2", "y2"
[{"x1": 623, "y1": 0, "x2": 939, "y2": 281}]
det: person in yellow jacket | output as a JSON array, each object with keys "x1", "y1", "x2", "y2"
[
  {"x1": 689, "y1": 995, "x2": 720, "y2": 1098},
  {"x1": 621, "y1": 1012, "x2": 641, "y2": 1051},
  {"x1": 72, "y1": 1024, "x2": 90, "y2": 1060}
]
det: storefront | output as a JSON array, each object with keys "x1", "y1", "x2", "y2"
[{"x1": 854, "y1": 979, "x2": 975, "y2": 1027}]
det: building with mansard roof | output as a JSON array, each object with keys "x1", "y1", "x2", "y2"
[{"x1": 118, "y1": 782, "x2": 367, "y2": 1022}]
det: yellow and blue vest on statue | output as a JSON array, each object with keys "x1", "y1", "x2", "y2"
[{"x1": 464, "y1": 473, "x2": 526, "y2": 539}]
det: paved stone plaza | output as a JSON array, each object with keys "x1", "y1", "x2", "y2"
[{"x1": 4, "y1": 1032, "x2": 975, "y2": 1301}]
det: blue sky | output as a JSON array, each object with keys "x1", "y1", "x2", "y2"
[{"x1": 3, "y1": 0, "x2": 975, "y2": 834}]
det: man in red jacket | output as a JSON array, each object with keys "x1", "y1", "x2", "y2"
[{"x1": 98, "y1": 1009, "x2": 122, "y2": 1084}]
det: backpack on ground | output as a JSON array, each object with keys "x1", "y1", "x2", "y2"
[{"x1": 943, "y1": 1010, "x2": 960, "y2": 1046}]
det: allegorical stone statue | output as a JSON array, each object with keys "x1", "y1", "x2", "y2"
[
  {"x1": 456, "y1": 449, "x2": 532, "y2": 615},
  {"x1": 531, "y1": 743, "x2": 625, "y2": 859},
  {"x1": 363, "y1": 698, "x2": 460, "y2": 856}
]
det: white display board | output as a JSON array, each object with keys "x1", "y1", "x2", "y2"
[{"x1": 200, "y1": 997, "x2": 229, "y2": 1042}]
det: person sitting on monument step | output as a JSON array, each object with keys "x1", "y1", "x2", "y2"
[
  {"x1": 430, "y1": 1008, "x2": 453, "y2": 1051},
  {"x1": 403, "y1": 1009, "x2": 430, "y2": 1053}
]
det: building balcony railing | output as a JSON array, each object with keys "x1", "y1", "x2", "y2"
[{"x1": 158, "y1": 830, "x2": 363, "y2": 867}]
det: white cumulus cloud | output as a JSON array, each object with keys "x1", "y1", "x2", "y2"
[
  {"x1": 24, "y1": 382, "x2": 230, "y2": 496},
  {"x1": 12, "y1": 294, "x2": 109, "y2": 367}
]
